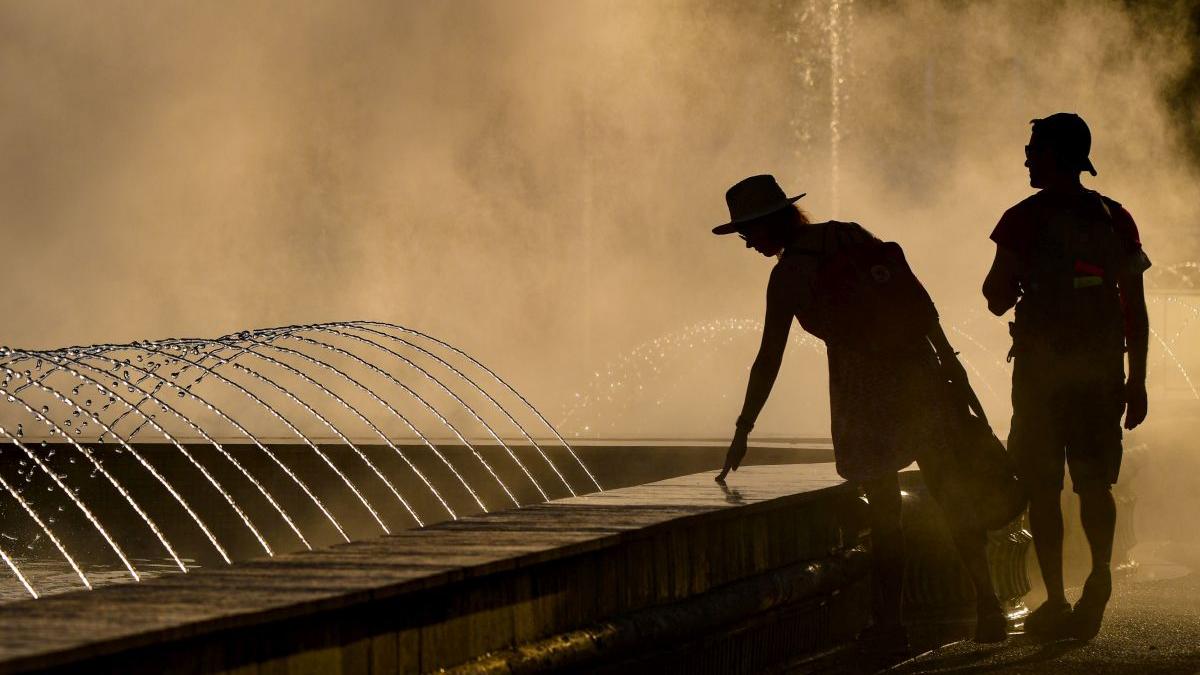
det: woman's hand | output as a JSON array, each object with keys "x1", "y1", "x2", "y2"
[{"x1": 716, "y1": 429, "x2": 749, "y2": 482}]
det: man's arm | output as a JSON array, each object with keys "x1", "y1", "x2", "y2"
[
  {"x1": 717, "y1": 266, "x2": 793, "y2": 481},
  {"x1": 983, "y1": 246, "x2": 1022, "y2": 316},
  {"x1": 1119, "y1": 269, "x2": 1149, "y2": 429}
]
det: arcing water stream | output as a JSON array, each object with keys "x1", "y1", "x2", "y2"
[{"x1": 0, "y1": 322, "x2": 597, "y2": 601}]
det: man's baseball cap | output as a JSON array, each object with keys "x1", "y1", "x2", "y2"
[{"x1": 1029, "y1": 112, "x2": 1097, "y2": 176}]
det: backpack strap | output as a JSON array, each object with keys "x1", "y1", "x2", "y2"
[{"x1": 782, "y1": 222, "x2": 831, "y2": 259}]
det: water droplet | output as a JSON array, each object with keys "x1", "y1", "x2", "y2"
[
  {"x1": 15, "y1": 424, "x2": 22, "y2": 438},
  {"x1": 85, "y1": 399, "x2": 92, "y2": 407},
  {"x1": 176, "y1": 390, "x2": 185, "y2": 398},
  {"x1": 40, "y1": 405, "x2": 48, "y2": 415}
]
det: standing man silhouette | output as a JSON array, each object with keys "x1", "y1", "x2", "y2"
[{"x1": 983, "y1": 113, "x2": 1151, "y2": 641}]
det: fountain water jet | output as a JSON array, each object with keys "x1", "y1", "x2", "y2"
[
  {"x1": 0, "y1": 543, "x2": 35, "y2": 599},
  {"x1": 331, "y1": 323, "x2": 577, "y2": 497},
  {"x1": 42, "y1": 353, "x2": 287, "y2": 554},
  {"x1": 0, "y1": 321, "x2": 598, "y2": 601},
  {"x1": 352, "y1": 321, "x2": 601, "y2": 492},
  {"x1": 131, "y1": 339, "x2": 361, "y2": 541},
  {"x1": 281, "y1": 330, "x2": 545, "y2": 502},
  {"x1": 3, "y1": 375, "x2": 229, "y2": 564},
  {"x1": 0, "y1": 469, "x2": 89, "y2": 591},
  {"x1": 0, "y1": 401, "x2": 151, "y2": 579}
]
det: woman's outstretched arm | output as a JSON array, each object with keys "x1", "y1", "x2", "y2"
[{"x1": 717, "y1": 265, "x2": 796, "y2": 481}]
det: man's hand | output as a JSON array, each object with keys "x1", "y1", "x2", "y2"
[
  {"x1": 1124, "y1": 378, "x2": 1147, "y2": 430},
  {"x1": 716, "y1": 430, "x2": 748, "y2": 482}
]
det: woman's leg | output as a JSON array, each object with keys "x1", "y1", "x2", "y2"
[
  {"x1": 949, "y1": 523, "x2": 1001, "y2": 612},
  {"x1": 862, "y1": 472, "x2": 905, "y2": 629},
  {"x1": 950, "y1": 522, "x2": 1008, "y2": 642}
]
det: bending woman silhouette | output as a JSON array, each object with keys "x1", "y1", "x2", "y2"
[{"x1": 712, "y1": 175, "x2": 1006, "y2": 650}]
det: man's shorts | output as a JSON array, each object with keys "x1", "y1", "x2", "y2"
[{"x1": 1008, "y1": 353, "x2": 1126, "y2": 494}]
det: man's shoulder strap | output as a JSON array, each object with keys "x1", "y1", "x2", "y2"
[{"x1": 1083, "y1": 189, "x2": 1124, "y2": 222}]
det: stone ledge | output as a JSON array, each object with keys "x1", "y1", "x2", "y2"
[{"x1": 0, "y1": 463, "x2": 856, "y2": 674}]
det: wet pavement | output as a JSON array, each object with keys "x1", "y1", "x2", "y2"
[
  {"x1": 787, "y1": 541, "x2": 1200, "y2": 674},
  {"x1": 893, "y1": 541, "x2": 1199, "y2": 674}
]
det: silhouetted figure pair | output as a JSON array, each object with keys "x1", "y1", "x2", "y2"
[{"x1": 713, "y1": 113, "x2": 1150, "y2": 654}]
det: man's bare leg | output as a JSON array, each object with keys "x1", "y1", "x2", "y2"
[
  {"x1": 1028, "y1": 488, "x2": 1067, "y2": 604},
  {"x1": 1077, "y1": 485, "x2": 1116, "y2": 575},
  {"x1": 1023, "y1": 487, "x2": 1073, "y2": 639},
  {"x1": 1071, "y1": 484, "x2": 1116, "y2": 640}
]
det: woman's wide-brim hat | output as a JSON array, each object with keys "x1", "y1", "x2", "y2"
[{"x1": 712, "y1": 174, "x2": 805, "y2": 235}]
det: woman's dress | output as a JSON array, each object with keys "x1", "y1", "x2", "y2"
[{"x1": 779, "y1": 222, "x2": 958, "y2": 482}]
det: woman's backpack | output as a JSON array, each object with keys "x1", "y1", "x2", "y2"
[{"x1": 797, "y1": 223, "x2": 940, "y2": 352}]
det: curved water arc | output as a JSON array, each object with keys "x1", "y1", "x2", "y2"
[
  {"x1": 0, "y1": 543, "x2": 36, "y2": 599},
  {"x1": 46, "y1": 351, "x2": 279, "y2": 556},
  {"x1": 60, "y1": 336, "x2": 340, "y2": 529},
  {"x1": 158, "y1": 338, "x2": 391, "y2": 533},
  {"x1": 258, "y1": 330, "x2": 467, "y2": 517},
  {"x1": 287, "y1": 330, "x2": 543, "y2": 503},
  {"x1": 212, "y1": 334, "x2": 433, "y2": 521},
  {"x1": 134, "y1": 339, "x2": 366, "y2": 541},
  {"x1": 0, "y1": 453, "x2": 91, "y2": 590},
  {"x1": 128, "y1": 338, "x2": 347, "y2": 543},
  {"x1": 0, "y1": 386, "x2": 149, "y2": 578},
  {"x1": 277, "y1": 328, "x2": 520, "y2": 506},
  {"x1": 70, "y1": 351, "x2": 313, "y2": 549},
  {"x1": 350, "y1": 321, "x2": 601, "y2": 492},
  {"x1": 5, "y1": 364, "x2": 230, "y2": 564},
  {"x1": 323, "y1": 324, "x2": 573, "y2": 497}
]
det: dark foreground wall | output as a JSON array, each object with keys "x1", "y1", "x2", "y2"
[{"x1": 0, "y1": 464, "x2": 876, "y2": 674}]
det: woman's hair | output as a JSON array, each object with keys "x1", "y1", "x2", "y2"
[
  {"x1": 789, "y1": 205, "x2": 812, "y2": 227},
  {"x1": 763, "y1": 204, "x2": 810, "y2": 231}
]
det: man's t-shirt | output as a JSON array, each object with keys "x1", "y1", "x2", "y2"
[{"x1": 990, "y1": 188, "x2": 1152, "y2": 276}]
